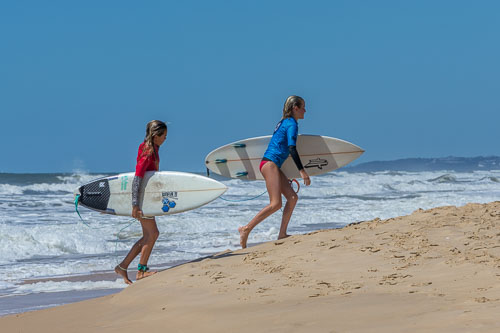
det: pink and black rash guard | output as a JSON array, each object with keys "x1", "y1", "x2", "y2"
[{"x1": 132, "y1": 143, "x2": 159, "y2": 207}]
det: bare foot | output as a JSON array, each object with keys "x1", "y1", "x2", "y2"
[
  {"x1": 238, "y1": 226, "x2": 249, "y2": 249},
  {"x1": 136, "y1": 270, "x2": 157, "y2": 281},
  {"x1": 278, "y1": 234, "x2": 291, "y2": 240},
  {"x1": 115, "y1": 265, "x2": 133, "y2": 285}
]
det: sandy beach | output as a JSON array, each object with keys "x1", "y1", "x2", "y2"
[{"x1": 1, "y1": 201, "x2": 499, "y2": 332}]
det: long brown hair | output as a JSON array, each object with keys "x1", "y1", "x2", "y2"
[
  {"x1": 282, "y1": 95, "x2": 304, "y2": 119},
  {"x1": 142, "y1": 120, "x2": 167, "y2": 156}
]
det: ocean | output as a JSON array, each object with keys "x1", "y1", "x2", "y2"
[{"x1": 0, "y1": 168, "x2": 499, "y2": 316}]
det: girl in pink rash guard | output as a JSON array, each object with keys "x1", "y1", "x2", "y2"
[{"x1": 114, "y1": 120, "x2": 167, "y2": 285}]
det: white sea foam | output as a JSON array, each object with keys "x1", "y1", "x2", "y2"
[
  {"x1": 14, "y1": 279, "x2": 125, "y2": 295},
  {"x1": 0, "y1": 184, "x2": 24, "y2": 195}
]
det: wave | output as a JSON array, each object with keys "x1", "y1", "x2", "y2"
[
  {"x1": 0, "y1": 173, "x2": 110, "y2": 196},
  {"x1": 13, "y1": 279, "x2": 125, "y2": 295},
  {"x1": 326, "y1": 194, "x2": 422, "y2": 201},
  {"x1": 382, "y1": 184, "x2": 398, "y2": 191},
  {"x1": 0, "y1": 172, "x2": 109, "y2": 185},
  {"x1": 407, "y1": 180, "x2": 426, "y2": 185},
  {"x1": 479, "y1": 176, "x2": 500, "y2": 183},
  {"x1": 0, "y1": 222, "x2": 124, "y2": 262},
  {"x1": 426, "y1": 173, "x2": 500, "y2": 185},
  {"x1": 428, "y1": 174, "x2": 459, "y2": 183}
]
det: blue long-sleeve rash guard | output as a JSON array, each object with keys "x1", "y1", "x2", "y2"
[{"x1": 263, "y1": 117, "x2": 303, "y2": 170}]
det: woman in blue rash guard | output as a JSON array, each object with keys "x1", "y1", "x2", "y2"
[{"x1": 238, "y1": 95, "x2": 311, "y2": 248}]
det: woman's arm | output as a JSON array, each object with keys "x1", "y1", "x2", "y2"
[
  {"x1": 131, "y1": 176, "x2": 143, "y2": 218},
  {"x1": 288, "y1": 145, "x2": 310, "y2": 186},
  {"x1": 288, "y1": 145, "x2": 304, "y2": 171},
  {"x1": 285, "y1": 120, "x2": 310, "y2": 185}
]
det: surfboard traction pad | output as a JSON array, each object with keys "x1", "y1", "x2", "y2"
[{"x1": 78, "y1": 179, "x2": 111, "y2": 212}]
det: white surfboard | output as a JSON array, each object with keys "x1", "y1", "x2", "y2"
[
  {"x1": 74, "y1": 171, "x2": 227, "y2": 217},
  {"x1": 205, "y1": 135, "x2": 364, "y2": 180}
]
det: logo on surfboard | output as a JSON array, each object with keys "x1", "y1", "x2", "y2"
[
  {"x1": 304, "y1": 158, "x2": 328, "y2": 170},
  {"x1": 161, "y1": 191, "x2": 178, "y2": 212},
  {"x1": 162, "y1": 191, "x2": 178, "y2": 199},
  {"x1": 161, "y1": 198, "x2": 177, "y2": 212},
  {"x1": 120, "y1": 176, "x2": 128, "y2": 191}
]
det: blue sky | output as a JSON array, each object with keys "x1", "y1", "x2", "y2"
[{"x1": 1, "y1": 1, "x2": 498, "y2": 173}]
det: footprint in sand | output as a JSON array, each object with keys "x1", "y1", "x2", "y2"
[
  {"x1": 238, "y1": 279, "x2": 256, "y2": 285},
  {"x1": 379, "y1": 273, "x2": 412, "y2": 285},
  {"x1": 209, "y1": 271, "x2": 226, "y2": 284},
  {"x1": 243, "y1": 251, "x2": 266, "y2": 261}
]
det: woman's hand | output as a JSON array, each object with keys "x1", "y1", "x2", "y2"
[
  {"x1": 132, "y1": 205, "x2": 143, "y2": 219},
  {"x1": 300, "y1": 169, "x2": 311, "y2": 186}
]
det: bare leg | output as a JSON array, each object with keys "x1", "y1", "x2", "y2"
[
  {"x1": 136, "y1": 217, "x2": 159, "y2": 280},
  {"x1": 114, "y1": 265, "x2": 133, "y2": 285},
  {"x1": 115, "y1": 236, "x2": 144, "y2": 285},
  {"x1": 278, "y1": 171, "x2": 298, "y2": 239},
  {"x1": 115, "y1": 238, "x2": 143, "y2": 284},
  {"x1": 114, "y1": 217, "x2": 159, "y2": 283},
  {"x1": 239, "y1": 162, "x2": 282, "y2": 248}
]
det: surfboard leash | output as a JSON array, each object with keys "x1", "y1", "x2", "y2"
[
  {"x1": 74, "y1": 194, "x2": 91, "y2": 227},
  {"x1": 75, "y1": 193, "x2": 136, "y2": 262},
  {"x1": 290, "y1": 178, "x2": 300, "y2": 193},
  {"x1": 217, "y1": 179, "x2": 299, "y2": 202},
  {"x1": 218, "y1": 190, "x2": 268, "y2": 202}
]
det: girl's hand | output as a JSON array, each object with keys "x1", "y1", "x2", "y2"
[
  {"x1": 300, "y1": 169, "x2": 311, "y2": 186},
  {"x1": 132, "y1": 206, "x2": 143, "y2": 219}
]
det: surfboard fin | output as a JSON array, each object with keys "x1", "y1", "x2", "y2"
[{"x1": 236, "y1": 171, "x2": 248, "y2": 177}]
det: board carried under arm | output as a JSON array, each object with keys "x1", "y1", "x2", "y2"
[
  {"x1": 74, "y1": 171, "x2": 227, "y2": 217},
  {"x1": 205, "y1": 134, "x2": 364, "y2": 181}
]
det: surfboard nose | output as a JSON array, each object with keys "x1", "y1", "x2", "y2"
[
  {"x1": 207, "y1": 177, "x2": 228, "y2": 195},
  {"x1": 219, "y1": 183, "x2": 228, "y2": 195}
]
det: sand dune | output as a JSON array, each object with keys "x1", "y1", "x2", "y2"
[{"x1": 2, "y1": 202, "x2": 499, "y2": 332}]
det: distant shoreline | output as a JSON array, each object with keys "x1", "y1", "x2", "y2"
[
  {"x1": 344, "y1": 155, "x2": 500, "y2": 172},
  {"x1": 2, "y1": 155, "x2": 500, "y2": 175}
]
